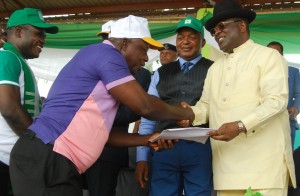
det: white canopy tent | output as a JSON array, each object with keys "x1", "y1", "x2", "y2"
[
  {"x1": 28, "y1": 29, "x2": 225, "y2": 97},
  {"x1": 28, "y1": 33, "x2": 299, "y2": 97}
]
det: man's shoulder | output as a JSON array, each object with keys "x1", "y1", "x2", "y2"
[
  {"x1": 0, "y1": 49, "x2": 19, "y2": 59},
  {"x1": 77, "y1": 43, "x2": 124, "y2": 65},
  {"x1": 289, "y1": 66, "x2": 299, "y2": 73},
  {"x1": 252, "y1": 41, "x2": 276, "y2": 54},
  {"x1": 135, "y1": 68, "x2": 151, "y2": 85},
  {"x1": 163, "y1": 60, "x2": 179, "y2": 67},
  {"x1": 198, "y1": 57, "x2": 214, "y2": 66},
  {"x1": 157, "y1": 60, "x2": 179, "y2": 71},
  {"x1": 137, "y1": 68, "x2": 151, "y2": 77},
  {"x1": 0, "y1": 50, "x2": 21, "y2": 67},
  {"x1": 80, "y1": 42, "x2": 119, "y2": 55}
]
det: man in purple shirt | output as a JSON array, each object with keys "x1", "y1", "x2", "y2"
[
  {"x1": 9, "y1": 15, "x2": 195, "y2": 196},
  {"x1": 85, "y1": 20, "x2": 152, "y2": 196}
]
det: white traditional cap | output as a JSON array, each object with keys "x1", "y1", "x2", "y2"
[
  {"x1": 109, "y1": 15, "x2": 163, "y2": 50},
  {"x1": 96, "y1": 20, "x2": 115, "y2": 36}
]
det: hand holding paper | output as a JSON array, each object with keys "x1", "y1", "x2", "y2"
[
  {"x1": 149, "y1": 127, "x2": 216, "y2": 144},
  {"x1": 148, "y1": 133, "x2": 176, "y2": 151}
]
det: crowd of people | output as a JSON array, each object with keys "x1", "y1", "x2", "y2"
[{"x1": 0, "y1": 0, "x2": 299, "y2": 196}]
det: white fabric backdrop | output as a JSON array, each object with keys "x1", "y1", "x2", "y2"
[
  {"x1": 29, "y1": 29, "x2": 222, "y2": 96},
  {"x1": 27, "y1": 31, "x2": 299, "y2": 97}
]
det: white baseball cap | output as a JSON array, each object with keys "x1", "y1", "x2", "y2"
[
  {"x1": 96, "y1": 20, "x2": 115, "y2": 36},
  {"x1": 110, "y1": 15, "x2": 163, "y2": 50}
]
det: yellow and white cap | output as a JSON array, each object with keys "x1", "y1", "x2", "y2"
[
  {"x1": 96, "y1": 20, "x2": 115, "y2": 36},
  {"x1": 110, "y1": 15, "x2": 163, "y2": 50}
]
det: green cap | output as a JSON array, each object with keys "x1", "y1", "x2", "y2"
[
  {"x1": 7, "y1": 8, "x2": 58, "y2": 34},
  {"x1": 176, "y1": 16, "x2": 204, "y2": 36}
]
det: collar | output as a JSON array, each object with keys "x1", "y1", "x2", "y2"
[
  {"x1": 102, "y1": 40, "x2": 115, "y2": 48},
  {"x1": 179, "y1": 55, "x2": 202, "y2": 68},
  {"x1": 228, "y1": 39, "x2": 254, "y2": 55}
]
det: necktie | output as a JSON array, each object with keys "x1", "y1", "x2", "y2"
[{"x1": 182, "y1": 61, "x2": 193, "y2": 74}]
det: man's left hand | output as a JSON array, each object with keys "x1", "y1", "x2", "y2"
[
  {"x1": 288, "y1": 106, "x2": 299, "y2": 117},
  {"x1": 208, "y1": 122, "x2": 241, "y2": 142},
  {"x1": 148, "y1": 133, "x2": 176, "y2": 151}
]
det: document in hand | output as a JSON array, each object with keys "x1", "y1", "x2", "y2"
[{"x1": 150, "y1": 127, "x2": 215, "y2": 144}]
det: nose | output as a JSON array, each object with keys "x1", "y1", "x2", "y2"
[
  {"x1": 182, "y1": 36, "x2": 191, "y2": 44},
  {"x1": 144, "y1": 54, "x2": 149, "y2": 62}
]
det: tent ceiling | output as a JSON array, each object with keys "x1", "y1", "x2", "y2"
[{"x1": 0, "y1": 0, "x2": 300, "y2": 23}]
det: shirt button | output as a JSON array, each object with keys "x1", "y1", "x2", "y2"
[
  {"x1": 252, "y1": 130, "x2": 255, "y2": 133},
  {"x1": 226, "y1": 83, "x2": 229, "y2": 86},
  {"x1": 223, "y1": 98, "x2": 226, "y2": 102}
]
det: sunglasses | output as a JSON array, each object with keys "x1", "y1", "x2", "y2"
[{"x1": 210, "y1": 19, "x2": 242, "y2": 37}]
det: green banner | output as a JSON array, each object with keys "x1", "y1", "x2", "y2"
[{"x1": 45, "y1": 12, "x2": 300, "y2": 54}]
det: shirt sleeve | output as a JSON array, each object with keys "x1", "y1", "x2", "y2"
[
  {"x1": 0, "y1": 51, "x2": 21, "y2": 86},
  {"x1": 292, "y1": 67, "x2": 300, "y2": 110},
  {"x1": 241, "y1": 52, "x2": 288, "y2": 136},
  {"x1": 96, "y1": 46, "x2": 134, "y2": 90},
  {"x1": 136, "y1": 71, "x2": 160, "y2": 162},
  {"x1": 113, "y1": 69, "x2": 152, "y2": 126}
]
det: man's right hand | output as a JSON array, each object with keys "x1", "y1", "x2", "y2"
[
  {"x1": 183, "y1": 106, "x2": 195, "y2": 123},
  {"x1": 135, "y1": 161, "x2": 149, "y2": 189},
  {"x1": 176, "y1": 101, "x2": 193, "y2": 127}
]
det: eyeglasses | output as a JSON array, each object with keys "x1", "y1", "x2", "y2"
[{"x1": 210, "y1": 20, "x2": 242, "y2": 37}]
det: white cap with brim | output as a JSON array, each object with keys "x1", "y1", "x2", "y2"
[
  {"x1": 109, "y1": 15, "x2": 163, "y2": 50},
  {"x1": 96, "y1": 20, "x2": 115, "y2": 36}
]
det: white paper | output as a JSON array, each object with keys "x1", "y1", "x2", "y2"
[{"x1": 150, "y1": 127, "x2": 215, "y2": 144}]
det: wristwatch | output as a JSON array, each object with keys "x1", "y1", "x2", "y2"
[{"x1": 236, "y1": 120, "x2": 246, "y2": 134}]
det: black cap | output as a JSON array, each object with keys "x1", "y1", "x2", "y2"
[
  {"x1": 205, "y1": 0, "x2": 256, "y2": 31},
  {"x1": 159, "y1": 43, "x2": 177, "y2": 52}
]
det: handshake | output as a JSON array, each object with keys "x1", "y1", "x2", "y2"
[
  {"x1": 147, "y1": 101, "x2": 193, "y2": 151},
  {"x1": 176, "y1": 101, "x2": 193, "y2": 127}
]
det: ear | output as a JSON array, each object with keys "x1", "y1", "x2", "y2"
[
  {"x1": 14, "y1": 26, "x2": 23, "y2": 38},
  {"x1": 120, "y1": 38, "x2": 129, "y2": 52},
  {"x1": 240, "y1": 21, "x2": 247, "y2": 33},
  {"x1": 201, "y1": 38, "x2": 206, "y2": 48}
]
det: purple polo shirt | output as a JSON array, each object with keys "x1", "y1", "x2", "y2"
[{"x1": 29, "y1": 40, "x2": 134, "y2": 173}]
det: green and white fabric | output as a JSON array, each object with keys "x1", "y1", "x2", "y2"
[{"x1": 0, "y1": 42, "x2": 41, "y2": 165}]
